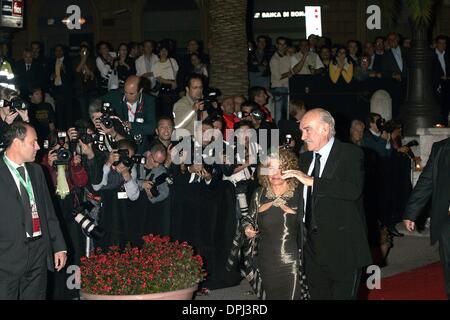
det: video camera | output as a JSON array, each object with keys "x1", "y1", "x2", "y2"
[
  {"x1": 73, "y1": 202, "x2": 104, "y2": 240},
  {"x1": 199, "y1": 88, "x2": 221, "y2": 114}
]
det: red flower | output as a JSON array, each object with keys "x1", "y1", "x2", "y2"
[{"x1": 81, "y1": 234, "x2": 206, "y2": 295}]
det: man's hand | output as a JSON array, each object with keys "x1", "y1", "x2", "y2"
[
  {"x1": 67, "y1": 127, "x2": 78, "y2": 141},
  {"x1": 403, "y1": 219, "x2": 415, "y2": 232},
  {"x1": 17, "y1": 109, "x2": 29, "y2": 122},
  {"x1": 380, "y1": 131, "x2": 390, "y2": 141},
  {"x1": 194, "y1": 100, "x2": 205, "y2": 112},
  {"x1": 142, "y1": 180, "x2": 154, "y2": 197},
  {"x1": 281, "y1": 170, "x2": 314, "y2": 186},
  {"x1": 106, "y1": 150, "x2": 119, "y2": 167},
  {"x1": 54, "y1": 251, "x2": 67, "y2": 272},
  {"x1": 123, "y1": 121, "x2": 132, "y2": 130},
  {"x1": 79, "y1": 141, "x2": 95, "y2": 159},
  {"x1": 116, "y1": 163, "x2": 131, "y2": 181},
  {"x1": 398, "y1": 146, "x2": 410, "y2": 154},
  {"x1": 393, "y1": 73, "x2": 402, "y2": 81}
]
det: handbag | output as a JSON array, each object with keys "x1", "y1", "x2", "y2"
[{"x1": 108, "y1": 70, "x2": 119, "y2": 91}]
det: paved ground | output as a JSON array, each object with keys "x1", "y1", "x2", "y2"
[{"x1": 195, "y1": 223, "x2": 440, "y2": 300}]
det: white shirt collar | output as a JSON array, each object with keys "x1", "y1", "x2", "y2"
[
  {"x1": 4, "y1": 154, "x2": 23, "y2": 168},
  {"x1": 436, "y1": 48, "x2": 446, "y2": 56},
  {"x1": 369, "y1": 128, "x2": 381, "y2": 137},
  {"x1": 315, "y1": 137, "x2": 334, "y2": 160}
]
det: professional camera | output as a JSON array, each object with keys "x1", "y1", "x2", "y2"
[
  {"x1": 148, "y1": 172, "x2": 173, "y2": 197},
  {"x1": 404, "y1": 140, "x2": 419, "y2": 159},
  {"x1": 100, "y1": 102, "x2": 114, "y2": 129},
  {"x1": 199, "y1": 87, "x2": 221, "y2": 113},
  {"x1": 282, "y1": 134, "x2": 293, "y2": 149},
  {"x1": 73, "y1": 202, "x2": 104, "y2": 240},
  {"x1": 113, "y1": 149, "x2": 146, "y2": 168},
  {"x1": 53, "y1": 132, "x2": 72, "y2": 165},
  {"x1": 0, "y1": 96, "x2": 29, "y2": 112}
]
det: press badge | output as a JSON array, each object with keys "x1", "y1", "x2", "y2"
[
  {"x1": 136, "y1": 118, "x2": 144, "y2": 123},
  {"x1": 117, "y1": 192, "x2": 128, "y2": 199}
]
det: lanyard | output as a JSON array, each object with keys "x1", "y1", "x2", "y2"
[
  {"x1": 126, "y1": 100, "x2": 144, "y2": 118},
  {"x1": 3, "y1": 155, "x2": 35, "y2": 204}
]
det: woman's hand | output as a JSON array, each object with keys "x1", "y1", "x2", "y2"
[
  {"x1": 4, "y1": 111, "x2": 19, "y2": 124},
  {"x1": 281, "y1": 170, "x2": 314, "y2": 186},
  {"x1": 244, "y1": 225, "x2": 258, "y2": 239},
  {"x1": 47, "y1": 149, "x2": 58, "y2": 167},
  {"x1": 72, "y1": 153, "x2": 82, "y2": 166}
]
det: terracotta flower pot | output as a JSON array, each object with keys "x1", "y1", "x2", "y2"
[{"x1": 80, "y1": 285, "x2": 198, "y2": 300}]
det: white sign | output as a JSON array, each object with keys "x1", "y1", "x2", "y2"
[
  {"x1": 305, "y1": 6, "x2": 322, "y2": 37},
  {"x1": 66, "y1": 5, "x2": 81, "y2": 30},
  {"x1": 254, "y1": 11, "x2": 306, "y2": 19},
  {"x1": 366, "y1": 5, "x2": 381, "y2": 30}
]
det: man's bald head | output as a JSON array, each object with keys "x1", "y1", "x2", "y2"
[{"x1": 124, "y1": 75, "x2": 142, "y2": 103}]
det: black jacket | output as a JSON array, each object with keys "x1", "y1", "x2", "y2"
[
  {"x1": 404, "y1": 138, "x2": 450, "y2": 244},
  {"x1": 431, "y1": 49, "x2": 450, "y2": 94},
  {"x1": 0, "y1": 158, "x2": 66, "y2": 277},
  {"x1": 299, "y1": 139, "x2": 372, "y2": 273}
]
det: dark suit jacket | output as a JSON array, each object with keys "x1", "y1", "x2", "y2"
[
  {"x1": 431, "y1": 50, "x2": 450, "y2": 93},
  {"x1": 403, "y1": 138, "x2": 450, "y2": 244},
  {"x1": 300, "y1": 139, "x2": 372, "y2": 273},
  {"x1": 14, "y1": 60, "x2": 45, "y2": 97},
  {"x1": 48, "y1": 57, "x2": 74, "y2": 91},
  {"x1": 102, "y1": 89, "x2": 156, "y2": 139},
  {"x1": 0, "y1": 158, "x2": 66, "y2": 277},
  {"x1": 381, "y1": 48, "x2": 408, "y2": 79}
]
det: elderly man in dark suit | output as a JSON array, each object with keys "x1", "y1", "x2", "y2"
[
  {"x1": 0, "y1": 122, "x2": 67, "y2": 299},
  {"x1": 403, "y1": 138, "x2": 450, "y2": 299},
  {"x1": 381, "y1": 32, "x2": 408, "y2": 119},
  {"x1": 282, "y1": 108, "x2": 372, "y2": 300}
]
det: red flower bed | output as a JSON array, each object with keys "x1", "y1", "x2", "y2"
[{"x1": 81, "y1": 235, "x2": 206, "y2": 295}]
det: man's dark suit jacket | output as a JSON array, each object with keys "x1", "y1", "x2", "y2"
[
  {"x1": 431, "y1": 50, "x2": 450, "y2": 94},
  {"x1": 404, "y1": 138, "x2": 450, "y2": 244},
  {"x1": 48, "y1": 57, "x2": 74, "y2": 90},
  {"x1": 299, "y1": 139, "x2": 372, "y2": 274},
  {"x1": 0, "y1": 158, "x2": 66, "y2": 277},
  {"x1": 381, "y1": 48, "x2": 408, "y2": 79},
  {"x1": 14, "y1": 60, "x2": 45, "y2": 97}
]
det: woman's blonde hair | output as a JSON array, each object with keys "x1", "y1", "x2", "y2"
[{"x1": 258, "y1": 147, "x2": 299, "y2": 191}]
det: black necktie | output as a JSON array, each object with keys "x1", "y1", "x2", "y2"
[
  {"x1": 17, "y1": 166, "x2": 33, "y2": 237},
  {"x1": 305, "y1": 153, "x2": 321, "y2": 230}
]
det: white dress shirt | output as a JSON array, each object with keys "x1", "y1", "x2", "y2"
[
  {"x1": 436, "y1": 49, "x2": 447, "y2": 77},
  {"x1": 302, "y1": 137, "x2": 335, "y2": 217}
]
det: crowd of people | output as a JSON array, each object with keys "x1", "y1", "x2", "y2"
[{"x1": 0, "y1": 31, "x2": 449, "y2": 300}]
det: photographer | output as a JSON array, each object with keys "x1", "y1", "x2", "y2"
[
  {"x1": 379, "y1": 121, "x2": 416, "y2": 238},
  {"x1": 0, "y1": 86, "x2": 30, "y2": 133},
  {"x1": 102, "y1": 75, "x2": 156, "y2": 154},
  {"x1": 41, "y1": 131, "x2": 88, "y2": 299},
  {"x1": 91, "y1": 139, "x2": 142, "y2": 249},
  {"x1": 362, "y1": 113, "x2": 392, "y2": 158},
  {"x1": 136, "y1": 142, "x2": 171, "y2": 236},
  {"x1": 173, "y1": 74, "x2": 208, "y2": 136},
  {"x1": 28, "y1": 87, "x2": 56, "y2": 147}
]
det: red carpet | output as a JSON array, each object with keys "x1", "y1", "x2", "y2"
[{"x1": 365, "y1": 262, "x2": 447, "y2": 300}]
